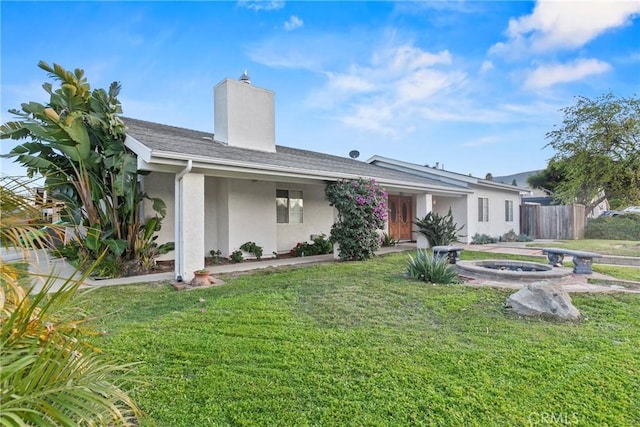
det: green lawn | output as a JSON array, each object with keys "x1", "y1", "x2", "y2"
[
  {"x1": 84, "y1": 253, "x2": 640, "y2": 426},
  {"x1": 526, "y1": 239, "x2": 640, "y2": 257}
]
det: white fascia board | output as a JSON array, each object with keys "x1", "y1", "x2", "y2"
[
  {"x1": 124, "y1": 135, "x2": 151, "y2": 163},
  {"x1": 146, "y1": 151, "x2": 470, "y2": 195},
  {"x1": 367, "y1": 155, "x2": 479, "y2": 185},
  {"x1": 476, "y1": 179, "x2": 530, "y2": 193}
]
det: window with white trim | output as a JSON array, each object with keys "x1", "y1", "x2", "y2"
[
  {"x1": 478, "y1": 197, "x2": 489, "y2": 222},
  {"x1": 505, "y1": 200, "x2": 514, "y2": 222},
  {"x1": 276, "y1": 189, "x2": 303, "y2": 223}
]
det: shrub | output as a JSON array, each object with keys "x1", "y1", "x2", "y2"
[
  {"x1": 406, "y1": 250, "x2": 459, "y2": 284},
  {"x1": 500, "y1": 229, "x2": 533, "y2": 242},
  {"x1": 325, "y1": 178, "x2": 387, "y2": 261},
  {"x1": 240, "y1": 241, "x2": 263, "y2": 260},
  {"x1": 290, "y1": 234, "x2": 333, "y2": 257},
  {"x1": 380, "y1": 232, "x2": 398, "y2": 247},
  {"x1": 413, "y1": 209, "x2": 463, "y2": 247},
  {"x1": 209, "y1": 249, "x2": 223, "y2": 264},
  {"x1": 229, "y1": 250, "x2": 244, "y2": 263},
  {"x1": 471, "y1": 233, "x2": 498, "y2": 245},
  {"x1": 586, "y1": 214, "x2": 640, "y2": 240}
]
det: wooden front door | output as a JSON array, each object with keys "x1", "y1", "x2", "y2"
[{"x1": 388, "y1": 195, "x2": 413, "y2": 240}]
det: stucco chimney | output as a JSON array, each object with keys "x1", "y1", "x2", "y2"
[{"x1": 214, "y1": 75, "x2": 276, "y2": 152}]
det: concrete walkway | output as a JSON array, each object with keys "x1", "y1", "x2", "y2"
[{"x1": 3, "y1": 242, "x2": 639, "y2": 294}]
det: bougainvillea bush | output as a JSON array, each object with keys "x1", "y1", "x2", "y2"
[{"x1": 325, "y1": 178, "x2": 388, "y2": 261}]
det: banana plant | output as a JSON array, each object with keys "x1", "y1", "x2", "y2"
[{"x1": 1, "y1": 62, "x2": 172, "y2": 277}]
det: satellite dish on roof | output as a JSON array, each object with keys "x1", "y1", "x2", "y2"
[{"x1": 349, "y1": 150, "x2": 360, "y2": 159}]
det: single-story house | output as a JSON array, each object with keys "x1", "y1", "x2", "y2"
[{"x1": 123, "y1": 75, "x2": 523, "y2": 281}]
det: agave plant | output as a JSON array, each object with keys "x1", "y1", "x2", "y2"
[
  {"x1": 406, "y1": 249, "x2": 459, "y2": 284},
  {"x1": 0, "y1": 177, "x2": 142, "y2": 426},
  {"x1": 413, "y1": 208, "x2": 464, "y2": 247}
]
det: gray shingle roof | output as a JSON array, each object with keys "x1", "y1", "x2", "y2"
[{"x1": 123, "y1": 117, "x2": 465, "y2": 190}]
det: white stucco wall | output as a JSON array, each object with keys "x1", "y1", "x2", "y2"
[
  {"x1": 468, "y1": 186, "x2": 521, "y2": 240},
  {"x1": 276, "y1": 183, "x2": 335, "y2": 253},
  {"x1": 204, "y1": 176, "x2": 219, "y2": 256},
  {"x1": 432, "y1": 195, "x2": 469, "y2": 243},
  {"x1": 214, "y1": 79, "x2": 276, "y2": 152},
  {"x1": 179, "y1": 173, "x2": 206, "y2": 280},
  {"x1": 216, "y1": 178, "x2": 230, "y2": 256},
  {"x1": 414, "y1": 193, "x2": 433, "y2": 249},
  {"x1": 221, "y1": 178, "x2": 277, "y2": 257},
  {"x1": 141, "y1": 172, "x2": 175, "y2": 261}
]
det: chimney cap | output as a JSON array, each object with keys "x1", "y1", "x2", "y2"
[{"x1": 239, "y1": 69, "x2": 251, "y2": 84}]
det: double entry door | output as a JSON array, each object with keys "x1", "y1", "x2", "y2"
[{"x1": 387, "y1": 195, "x2": 413, "y2": 241}]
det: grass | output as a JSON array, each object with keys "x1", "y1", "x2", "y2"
[
  {"x1": 82, "y1": 253, "x2": 640, "y2": 426},
  {"x1": 526, "y1": 239, "x2": 640, "y2": 257},
  {"x1": 591, "y1": 264, "x2": 640, "y2": 282}
]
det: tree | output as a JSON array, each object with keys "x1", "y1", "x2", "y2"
[
  {"x1": 485, "y1": 173, "x2": 493, "y2": 181},
  {"x1": 544, "y1": 92, "x2": 640, "y2": 215},
  {"x1": 1, "y1": 62, "x2": 172, "y2": 277},
  {"x1": 526, "y1": 159, "x2": 567, "y2": 196}
]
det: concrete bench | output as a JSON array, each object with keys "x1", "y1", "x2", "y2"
[
  {"x1": 542, "y1": 248, "x2": 603, "y2": 274},
  {"x1": 432, "y1": 246, "x2": 464, "y2": 265}
]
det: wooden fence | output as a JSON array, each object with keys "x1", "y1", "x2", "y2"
[{"x1": 520, "y1": 204, "x2": 586, "y2": 240}]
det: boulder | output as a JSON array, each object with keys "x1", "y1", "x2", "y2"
[{"x1": 505, "y1": 282, "x2": 581, "y2": 321}]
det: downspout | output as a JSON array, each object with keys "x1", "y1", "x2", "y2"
[{"x1": 175, "y1": 159, "x2": 193, "y2": 281}]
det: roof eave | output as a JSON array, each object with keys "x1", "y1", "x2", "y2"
[{"x1": 143, "y1": 150, "x2": 471, "y2": 194}]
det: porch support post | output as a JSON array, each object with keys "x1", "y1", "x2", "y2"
[
  {"x1": 175, "y1": 171, "x2": 205, "y2": 282},
  {"x1": 415, "y1": 193, "x2": 433, "y2": 249}
]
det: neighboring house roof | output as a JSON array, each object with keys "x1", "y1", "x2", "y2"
[
  {"x1": 367, "y1": 155, "x2": 527, "y2": 194},
  {"x1": 493, "y1": 170, "x2": 542, "y2": 188},
  {"x1": 123, "y1": 118, "x2": 469, "y2": 195},
  {"x1": 494, "y1": 170, "x2": 550, "y2": 197}
]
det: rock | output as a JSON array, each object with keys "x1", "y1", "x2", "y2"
[{"x1": 505, "y1": 282, "x2": 581, "y2": 321}]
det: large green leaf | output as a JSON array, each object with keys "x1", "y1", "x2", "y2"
[
  {"x1": 84, "y1": 225, "x2": 102, "y2": 252},
  {"x1": 0, "y1": 121, "x2": 30, "y2": 140},
  {"x1": 113, "y1": 153, "x2": 138, "y2": 197},
  {"x1": 151, "y1": 197, "x2": 167, "y2": 218},
  {"x1": 55, "y1": 115, "x2": 90, "y2": 162},
  {"x1": 105, "y1": 239, "x2": 127, "y2": 257}
]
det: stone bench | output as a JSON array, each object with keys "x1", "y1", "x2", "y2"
[
  {"x1": 542, "y1": 248, "x2": 603, "y2": 274},
  {"x1": 432, "y1": 246, "x2": 464, "y2": 265}
]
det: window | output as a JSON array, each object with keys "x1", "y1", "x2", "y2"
[
  {"x1": 478, "y1": 197, "x2": 489, "y2": 222},
  {"x1": 277, "y1": 189, "x2": 303, "y2": 223},
  {"x1": 505, "y1": 200, "x2": 514, "y2": 222}
]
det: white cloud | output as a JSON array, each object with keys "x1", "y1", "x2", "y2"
[
  {"x1": 340, "y1": 102, "x2": 398, "y2": 136},
  {"x1": 524, "y1": 58, "x2": 612, "y2": 89},
  {"x1": 480, "y1": 60, "x2": 494, "y2": 73},
  {"x1": 237, "y1": 0, "x2": 284, "y2": 12},
  {"x1": 491, "y1": 0, "x2": 640, "y2": 55},
  {"x1": 327, "y1": 72, "x2": 374, "y2": 92},
  {"x1": 284, "y1": 15, "x2": 303, "y2": 31},
  {"x1": 311, "y1": 41, "x2": 465, "y2": 135},
  {"x1": 374, "y1": 44, "x2": 452, "y2": 72}
]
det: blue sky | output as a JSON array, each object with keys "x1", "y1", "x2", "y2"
[{"x1": 2, "y1": 1, "x2": 639, "y2": 179}]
